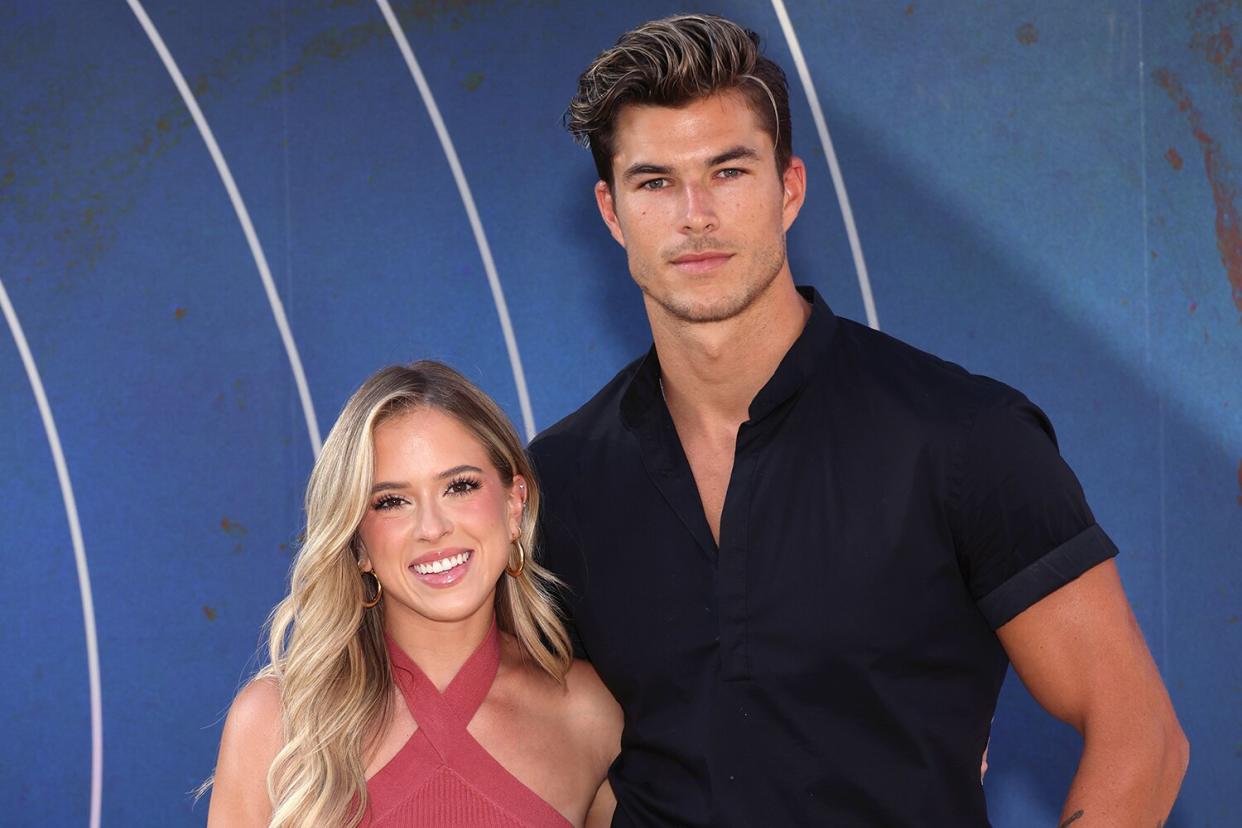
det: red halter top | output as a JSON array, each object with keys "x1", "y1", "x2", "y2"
[{"x1": 361, "y1": 623, "x2": 573, "y2": 827}]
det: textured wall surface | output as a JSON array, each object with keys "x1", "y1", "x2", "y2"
[{"x1": 1, "y1": 1, "x2": 1238, "y2": 825}]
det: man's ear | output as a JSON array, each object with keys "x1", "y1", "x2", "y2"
[
  {"x1": 781, "y1": 155, "x2": 807, "y2": 232},
  {"x1": 595, "y1": 180, "x2": 627, "y2": 248}
]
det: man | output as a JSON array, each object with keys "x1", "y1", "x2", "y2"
[{"x1": 529, "y1": 14, "x2": 1187, "y2": 827}]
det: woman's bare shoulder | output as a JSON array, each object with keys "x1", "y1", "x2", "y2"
[
  {"x1": 564, "y1": 660, "x2": 617, "y2": 714},
  {"x1": 563, "y1": 660, "x2": 622, "y2": 765},
  {"x1": 496, "y1": 640, "x2": 620, "y2": 750},
  {"x1": 206, "y1": 676, "x2": 283, "y2": 827},
  {"x1": 225, "y1": 676, "x2": 283, "y2": 736}
]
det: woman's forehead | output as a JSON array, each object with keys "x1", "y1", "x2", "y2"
[{"x1": 371, "y1": 408, "x2": 492, "y2": 474}]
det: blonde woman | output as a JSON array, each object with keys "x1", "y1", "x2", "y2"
[{"x1": 206, "y1": 362, "x2": 621, "y2": 827}]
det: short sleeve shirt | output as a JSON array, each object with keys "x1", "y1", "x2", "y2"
[{"x1": 529, "y1": 287, "x2": 1117, "y2": 827}]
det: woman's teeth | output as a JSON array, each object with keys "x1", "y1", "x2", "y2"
[{"x1": 412, "y1": 551, "x2": 470, "y2": 574}]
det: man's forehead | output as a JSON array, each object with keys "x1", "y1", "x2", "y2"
[{"x1": 610, "y1": 92, "x2": 769, "y2": 165}]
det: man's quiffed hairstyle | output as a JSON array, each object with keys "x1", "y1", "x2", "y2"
[{"x1": 566, "y1": 14, "x2": 793, "y2": 185}]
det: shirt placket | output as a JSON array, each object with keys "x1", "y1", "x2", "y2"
[{"x1": 717, "y1": 421, "x2": 756, "y2": 682}]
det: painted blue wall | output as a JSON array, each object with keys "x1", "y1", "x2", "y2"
[{"x1": 1, "y1": 1, "x2": 1238, "y2": 825}]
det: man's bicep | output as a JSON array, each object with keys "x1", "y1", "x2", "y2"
[{"x1": 995, "y1": 559, "x2": 1165, "y2": 729}]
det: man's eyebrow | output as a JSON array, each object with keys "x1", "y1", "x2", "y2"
[
  {"x1": 708, "y1": 146, "x2": 760, "y2": 167},
  {"x1": 621, "y1": 162, "x2": 673, "y2": 182}
]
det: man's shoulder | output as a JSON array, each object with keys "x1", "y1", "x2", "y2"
[
  {"x1": 528, "y1": 353, "x2": 645, "y2": 474},
  {"x1": 832, "y1": 315, "x2": 1022, "y2": 414}
]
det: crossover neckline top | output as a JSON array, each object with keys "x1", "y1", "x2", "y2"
[{"x1": 362, "y1": 622, "x2": 572, "y2": 827}]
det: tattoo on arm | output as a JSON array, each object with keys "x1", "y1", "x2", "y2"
[{"x1": 1056, "y1": 808, "x2": 1166, "y2": 827}]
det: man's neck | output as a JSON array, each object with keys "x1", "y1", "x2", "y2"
[{"x1": 649, "y1": 276, "x2": 810, "y2": 428}]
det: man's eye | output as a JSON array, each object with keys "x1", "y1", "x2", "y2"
[
  {"x1": 716, "y1": 168, "x2": 745, "y2": 179},
  {"x1": 639, "y1": 178, "x2": 669, "y2": 191}
]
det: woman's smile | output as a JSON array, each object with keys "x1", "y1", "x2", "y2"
[{"x1": 409, "y1": 548, "x2": 474, "y2": 587}]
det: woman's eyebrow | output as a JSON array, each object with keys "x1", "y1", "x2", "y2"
[
  {"x1": 369, "y1": 466, "x2": 482, "y2": 494},
  {"x1": 436, "y1": 464, "x2": 483, "y2": 480},
  {"x1": 370, "y1": 481, "x2": 407, "y2": 494}
]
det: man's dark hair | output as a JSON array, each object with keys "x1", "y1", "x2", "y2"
[{"x1": 566, "y1": 14, "x2": 793, "y2": 186}]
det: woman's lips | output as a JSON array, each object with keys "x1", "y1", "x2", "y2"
[{"x1": 409, "y1": 549, "x2": 473, "y2": 587}]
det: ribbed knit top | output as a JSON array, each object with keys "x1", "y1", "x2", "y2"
[{"x1": 361, "y1": 623, "x2": 573, "y2": 827}]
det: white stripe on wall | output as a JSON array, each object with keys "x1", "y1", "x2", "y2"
[
  {"x1": 0, "y1": 279, "x2": 103, "y2": 828},
  {"x1": 771, "y1": 0, "x2": 880, "y2": 331},
  {"x1": 375, "y1": 0, "x2": 537, "y2": 441},
  {"x1": 126, "y1": 0, "x2": 323, "y2": 455}
]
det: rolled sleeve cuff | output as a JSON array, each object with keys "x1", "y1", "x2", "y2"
[{"x1": 977, "y1": 524, "x2": 1119, "y2": 629}]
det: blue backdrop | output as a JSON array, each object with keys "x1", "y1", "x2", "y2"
[{"x1": 1, "y1": 1, "x2": 1238, "y2": 825}]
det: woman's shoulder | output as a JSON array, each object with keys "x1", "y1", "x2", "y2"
[
  {"x1": 218, "y1": 675, "x2": 284, "y2": 774},
  {"x1": 494, "y1": 642, "x2": 621, "y2": 797},
  {"x1": 226, "y1": 675, "x2": 283, "y2": 731},
  {"x1": 561, "y1": 660, "x2": 622, "y2": 764},
  {"x1": 498, "y1": 639, "x2": 620, "y2": 745},
  {"x1": 207, "y1": 676, "x2": 283, "y2": 827},
  {"x1": 563, "y1": 660, "x2": 619, "y2": 721}
]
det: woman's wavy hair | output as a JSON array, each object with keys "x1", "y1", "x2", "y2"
[
  {"x1": 258, "y1": 360, "x2": 571, "y2": 827},
  {"x1": 566, "y1": 13, "x2": 793, "y2": 186}
]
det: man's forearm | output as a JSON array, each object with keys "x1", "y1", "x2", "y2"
[{"x1": 1058, "y1": 722, "x2": 1189, "y2": 827}]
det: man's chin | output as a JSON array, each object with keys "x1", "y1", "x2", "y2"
[
  {"x1": 649, "y1": 295, "x2": 743, "y2": 324},
  {"x1": 648, "y1": 286, "x2": 766, "y2": 325}
]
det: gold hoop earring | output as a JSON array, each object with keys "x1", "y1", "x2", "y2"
[
  {"x1": 506, "y1": 539, "x2": 526, "y2": 578},
  {"x1": 361, "y1": 570, "x2": 383, "y2": 608}
]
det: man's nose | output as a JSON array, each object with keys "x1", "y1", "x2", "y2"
[{"x1": 681, "y1": 181, "x2": 718, "y2": 234}]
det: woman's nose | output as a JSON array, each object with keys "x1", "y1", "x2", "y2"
[{"x1": 414, "y1": 498, "x2": 452, "y2": 541}]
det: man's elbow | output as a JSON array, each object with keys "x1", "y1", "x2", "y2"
[
  {"x1": 1082, "y1": 703, "x2": 1188, "y2": 807},
  {"x1": 1160, "y1": 717, "x2": 1190, "y2": 794},
  {"x1": 1130, "y1": 709, "x2": 1189, "y2": 808}
]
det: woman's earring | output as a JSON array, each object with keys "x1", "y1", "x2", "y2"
[
  {"x1": 361, "y1": 569, "x2": 383, "y2": 608},
  {"x1": 506, "y1": 539, "x2": 526, "y2": 578}
]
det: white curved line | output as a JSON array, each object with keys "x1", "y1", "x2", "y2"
[
  {"x1": 126, "y1": 0, "x2": 322, "y2": 455},
  {"x1": 0, "y1": 279, "x2": 103, "y2": 828},
  {"x1": 374, "y1": 0, "x2": 537, "y2": 442},
  {"x1": 771, "y1": 0, "x2": 880, "y2": 331}
]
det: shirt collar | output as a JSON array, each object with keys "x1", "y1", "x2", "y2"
[{"x1": 620, "y1": 286, "x2": 839, "y2": 429}]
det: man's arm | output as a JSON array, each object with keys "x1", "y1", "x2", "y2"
[{"x1": 996, "y1": 559, "x2": 1188, "y2": 826}]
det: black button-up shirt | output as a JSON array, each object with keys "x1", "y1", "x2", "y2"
[{"x1": 530, "y1": 287, "x2": 1117, "y2": 826}]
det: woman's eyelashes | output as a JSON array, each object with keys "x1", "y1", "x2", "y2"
[
  {"x1": 370, "y1": 477, "x2": 481, "y2": 510},
  {"x1": 445, "y1": 476, "x2": 481, "y2": 496},
  {"x1": 372, "y1": 494, "x2": 406, "y2": 511}
]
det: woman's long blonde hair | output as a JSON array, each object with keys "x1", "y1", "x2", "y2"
[{"x1": 259, "y1": 361, "x2": 571, "y2": 827}]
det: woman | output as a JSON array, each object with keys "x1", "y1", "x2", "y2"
[{"x1": 207, "y1": 362, "x2": 621, "y2": 827}]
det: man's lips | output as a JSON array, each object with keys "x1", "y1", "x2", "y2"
[{"x1": 670, "y1": 252, "x2": 732, "y2": 273}]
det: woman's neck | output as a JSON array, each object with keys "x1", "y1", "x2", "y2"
[{"x1": 384, "y1": 606, "x2": 496, "y2": 691}]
